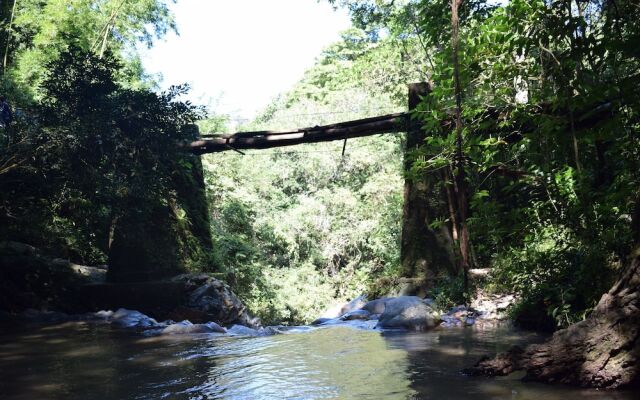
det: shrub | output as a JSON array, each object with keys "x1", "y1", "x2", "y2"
[{"x1": 490, "y1": 223, "x2": 617, "y2": 329}]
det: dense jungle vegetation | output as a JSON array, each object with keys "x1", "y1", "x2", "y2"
[{"x1": 1, "y1": 0, "x2": 639, "y2": 331}]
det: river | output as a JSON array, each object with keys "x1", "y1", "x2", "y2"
[{"x1": 0, "y1": 321, "x2": 635, "y2": 399}]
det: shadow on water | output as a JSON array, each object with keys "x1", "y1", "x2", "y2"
[
  {"x1": 382, "y1": 325, "x2": 633, "y2": 400},
  {"x1": 0, "y1": 321, "x2": 636, "y2": 399}
]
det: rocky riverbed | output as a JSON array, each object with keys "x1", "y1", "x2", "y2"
[
  {"x1": 1, "y1": 240, "x2": 518, "y2": 340},
  {"x1": 311, "y1": 292, "x2": 516, "y2": 330},
  {"x1": 3, "y1": 289, "x2": 518, "y2": 341}
]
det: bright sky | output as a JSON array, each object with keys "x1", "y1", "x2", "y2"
[{"x1": 139, "y1": 0, "x2": 351, "y2": 123}]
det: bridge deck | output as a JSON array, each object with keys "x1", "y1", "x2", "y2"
[{"x1": 188, "y1": 112, "x2": 409, "y2": 154}]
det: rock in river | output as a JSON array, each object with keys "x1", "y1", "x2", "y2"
[
  {"x1": 111, "y1": 308, "x2": 160, "y2": 329},
  {"x1": 226, "y1": 324, "x2": 280, "y2": 336},
  {"x1": 340, "y1": 309, "x2": 371, "y2": 321},
  {"x1": 376, "y1": 296, "x2": 440, "y2": 331},
  {"x1": 339, "y1": 295, "x2": 368, "y2": 316},
  {"x1": 162, "y1": 320, "x2": 226, "y2": 335},
  {"x1": 313, "y1": 295, "x2": 368, "y2": 324},
  {"x1": 362, "y1": 298, "x2": 389, "y2": 314},
  {"x1": 172, "y1": 274, "x2": 257, "y2": 327},
  {"x1": 311, "y1": 317, "x2": 334, "y2": 325}
]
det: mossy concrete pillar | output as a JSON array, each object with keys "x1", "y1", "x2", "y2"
[
  {"x1": 400, "y1": 83, "x2": 455, "y2": 283},
  {"x1": 107, "y1": 153, "x2": 213, "y2": 283}
]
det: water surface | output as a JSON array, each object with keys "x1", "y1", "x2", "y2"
[{"x1": 0, "y1": 321, "x2": 635, "y2": 399}]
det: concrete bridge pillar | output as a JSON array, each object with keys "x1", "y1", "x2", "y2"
[{"x1": 400, "y1": 83, "x2": 456, "y2": 285}]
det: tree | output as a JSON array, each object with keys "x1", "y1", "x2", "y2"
[
  {"x1": 1, "y1": 0, "x2": 175, "y2": 97},
  {"x1": 331, "y1": 0, "x2": 640, "y2": 334},
  {"x1": 450, "y1": 0, "x2": 471, "y2": 295},
  {"x1": 0, "y1": 47, "x2": 212, "y2": 277}
]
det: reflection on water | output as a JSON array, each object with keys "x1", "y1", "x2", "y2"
[
  {"x1": 0, "y1": 321, "x2": 635, "y2": 399},
  {"x1": 176, "y1": 328, "x2": 413, "y2": 399}
]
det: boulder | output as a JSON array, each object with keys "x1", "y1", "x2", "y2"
[
  {"x1": 260, "y1": 326, "x2": 283, "y2": 335},
  {"x1": 340, "y1": 309, "x2": 371, "y2": 321},
  {"x1": 314, "y1": 318, "x2": 342, "y2": 326},
  {"x1": 79, "y1": 280, "x2": 186, "y2": 319},
  {"x1": 69, "y1": 264, "x2": 107, "y2": 283},
  {"x1": 311, "y1": 317, "x2": 334, "y2": 325},
  {"x1": 161, "y1": 320, "x2": 226, "y2": 335},
  {"x1": 0, "y1": 241, "x2": 37, "y2": 256},
  {"x1": 448, "y1": 305, "x2": 474, "y2": 319},
  {"x1": 78, "y1": 273, "x2": 258, "y2": 329},
  {"x1": 227, "y1": 324, "x2": 279, "y2": 336},
  {"x1": 91, "y1": 310, "x2": 114, "y2": 320},
  {"x1": 376, "y1": 296, "x2": 440, "y2": 331},
  {"x1": 0, "y1": 241, "x2": 87, "y2": 314},
  {"x1": 204, "y1": 321, "x2": 227, "y2": 333},
  {"x1": 165, "y1": 306, "x2": 209, "y2": 323},
  {"x1": 313, "y1": 295, "x2": 369, "y2": 323},
  {"x1": 339, "y1": 295, "x2": 368, "y2": 316},
  {"x1": 440, "y1": 314, "x2": 462, "y2": 327},
  {"x1": 470, "y1": 291, "x2": 515, "y2": 320},
  {"x1": 111, "y1": 308, "x2": 160, "y2": 329},
  {"x1": 172, "y1": 274, "x2": 257, "y2": 327},
  {"x1": 362, "y1": 298, "x2": 390, "y2": 314}
]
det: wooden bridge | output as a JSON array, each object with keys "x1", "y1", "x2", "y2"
[
  {"x1": 183, "y1": 83, "x2": 446, "y2": 281},
  {"x1": 187, "y1": 82, "x2": 432, "y2": 155},
  {"x1": 182, "y1": 81, "x2": 614, "y2": 284},
  {"x1": 187, "y1": 82, "x2": 613, "y2": 156},
  {"x1": 188, "y1": 112, "x2": 410, "y2": 155}
]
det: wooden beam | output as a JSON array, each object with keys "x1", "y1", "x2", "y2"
[
  {"x1": 187, "y1": 113, "x2": 408, "y2": 155},
  {"x1": 186, "y1": 98, "x2": 617, "y2": 155}
]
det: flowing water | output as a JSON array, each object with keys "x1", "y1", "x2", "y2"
[{"x1": 0, "y1": 321, "x2": 635, "y2": 399}]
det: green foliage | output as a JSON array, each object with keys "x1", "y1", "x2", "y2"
[
  {"x1": 464, "y1": 0, "x2": 639, "y2": 328},
  {"x1": 2, "y1": 0, "x2": 639, "y2": 330},
  {"x1": 429, "y1": 275, "x2": 467, "y2": 311},
  {"x1": 328, "y1": 0, "x2": 640, "y2": 330},
  {"x1": 206, "y1": 0, "x2": 640, "y2": 327},
  {"x1": 3, "y1": 0, "x2": 173, "y2": 92},
  {"x1": 197, "y1": 115, "x2": 230, "y2": 135},
  {"x1": 489, "y1": 223, "x2": 619, "y2": 329},
  {"x1": 202, "y1": 27, "x2": 420, "y2": 323},
  {"x1": 204, "y1": 132, "x2": 404, "y2": 323},
  {"x1": 250, "y1": 264, "x2": 339, "y2": 325},
  {"x1": 0, "y1": 48, "x2": 210, "y2": 274}
]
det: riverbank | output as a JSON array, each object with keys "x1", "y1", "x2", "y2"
[
  {"x1": 0, "y1": 240, "x2": 517, "y2": 337},
  {"x1": 0, "y1": 241, "x2": 258, "y2": 328}
]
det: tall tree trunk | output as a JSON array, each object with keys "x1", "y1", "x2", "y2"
[
  {"x1": 568, "y1": 92, "x2": 583, "y2": 174},
  {"x1": 441, "y1": 167, "x2": 459, "y2": 242},
  {"x1": 94, "y1": 0, "x2": 125, "y2": 58},
  {"x1": 2, "y1": 0, "x2": 17, "y2": 72},
  {"x1": 567, "y1": 2, "x2": 583, "y2": 174},
  {"x1": 451, "y1": 0, "x2": 471, "y2": 295},
  {"x1": 466, "y1": 198, "x2": 640, "y2": 389},
  {"x1": 99, "y1": 24, "x2": 112, "y2": 58}
]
